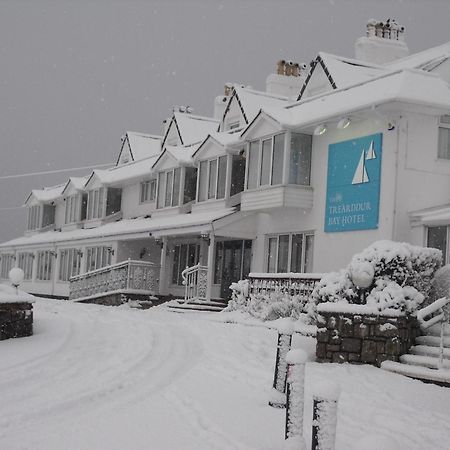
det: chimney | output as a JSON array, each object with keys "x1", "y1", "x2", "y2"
[
  {"x1": 355, "y1": 18, "x2": 409, "y2": 65},
  {"x1": 266, "y1": 59, "x2": 308, "y2": 99},
  {"x1": 214, "y1": 82, "x2": 233, "y2": 120}
]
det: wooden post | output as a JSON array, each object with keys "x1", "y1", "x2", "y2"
[
  {"x1": 206, "y1": 233, "x2": 215, "y2": 302},
  {"x1": 158, "y1": 237, "x2": 168, "y2": 296}
]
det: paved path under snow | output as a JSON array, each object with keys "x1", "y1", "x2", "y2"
[{"x1": 1, "y1": 299, "x2": 450, "y2": 449}]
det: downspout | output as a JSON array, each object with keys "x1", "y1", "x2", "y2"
[{"x1": 391, "y1": 116, "x2": 404, "y2": 241}]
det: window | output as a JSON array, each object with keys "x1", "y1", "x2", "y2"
[
  {"x1": 266, "y1": 233, "x2": 314, "y2": 273},
  {"x1": 230, "y1": 153, "x2": 246, "y2": 196},
  {"x1": 0, "y1": 254, "x2": 15, "y2": 279},
  {"x1": 157, "y1": 169, "x2": 181, "y2": 209},
  {"x1": 42, "y1": 204, "x2": 56, "y2": 228},
  {"x1": 37, "y1": 251, "x2": 54, "y2": 281},
  {"x1": 427, "y1": 226, "x2": 447, "y2": 264},
  {"x1": 87, "y1": 188, "x2": 104, "y2": 220},
  {"x1": 106, "y1": 188, "x2": 122, "y2": 216},
  {"x1": 65, "y1": 195, "x2": 79, "y2": 224},
  {"x1": 438, "y1": 115, "x2": 450, "y2": 160},
  {"x1": 59, "y1": 249, "x2": 82, "y2": 281},
  {"x1": 290, "y1": 133, "x2": 312, "y2": 185},
  {"x1": 171, "y1": 243, "x2": 200, "y2": 285},
  {"x1": 85, "y1": 246, "x2": 112, "y2": 272},
  {"x1": 197, "y1": 156, "x2": 227, "y2": 202},
  {"x1": 140, "y1": 180, "x2": 157, "y2": 203},
  {"x1": 184, "y1": 167, "x2": 197, "y2": 204},
  {"x1": 246, "y1": 133, "x2": 286, "y2": 189},
  {"x1": 228, "y1": 121, "x2": 240, "y2": 130},
  {"x1": 18, "y1": 253, "x2": 34, "y2": 280},
  {"x1": 27, "y1": 205, "x2": 41, "y2": 230}
]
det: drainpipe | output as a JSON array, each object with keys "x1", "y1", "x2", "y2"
[{"x1": 391, "y1": 116, "x2": 403, "y2": 241}]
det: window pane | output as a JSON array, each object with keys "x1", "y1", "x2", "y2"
[
  {"x1": 290, "y1": 234, "x2": 303, "y2": 273},
  {"x1": 242, "y1": 240, "x2": 252, "y2": 279},
  {"x1": 272, "y1": 134, "x2": 284, "y2": 185},
  {"x1": 150, "y1": 180, "x2": 157, "y2": 201},
  {"x1": 172, "y1": 245, "x2": 180, "y2": 284},
  {"x1": 427, "y1": 226, "x2": 447, "y2": 263},
  {"x1": 140, "y1": 182, "x2": 147, "y2": 202},
  {"x1": 304, "y1": 235, "x2": 314, "y2": 272},
  {"x1": 277, "y1": 235, "x2": 289, "y2": 273},
  {"x1": 231, "y1": 154, "x2": 246, "y2": 196},
  {"x1": 260, "y1": 139, "x2": 271, "y2": 186},
  {"x1": 217, "y1": 156, "x2": 227, "y2": 199},
  {"x1": 247, "y1": 141, "x2": 259, "y2": 190},
  {"x1": 267, "y1": 237, "x2": 277, "y2": 272},
  {"x1": 184, "y1": 167, "x2": 197, "y2": 204},
  {"x1": 208, "y1": 159, "x2": 217, "y2": 199},
  {"x1": 106, "y1": 188, "x2": 122, "y2": 216},
  {"x1": 165, "y1": 171, "x2": 173, "y2": 207},
  {"x1": 214, "y1": 241, "x2": 224, "y2": 284},
  {"x1": 42, "y1": 204, "x2": 55, "y2": 227},
  {"x1": 172, "y1": 168, "x2": 181, "y2": 207},
  {"x1": 187, "y1": 244, "x2": 198, "y2": 267},
  {"x1": 198, "y1": 161, "x2": 208, "y2": 202},
  {"x1": 157, "y1": 172, "x2": 165, "y2": 209},
  {"x1": 438, "y1": 128, "x2": 450, "y2": 159},
  {"x1": 290, "y1": 133, "x2": 312, "y2": 185}
]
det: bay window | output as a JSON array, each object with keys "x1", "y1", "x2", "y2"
[
  {"x1": 197, "y1": 156, "x2": 227, "y2": 202},
  {"x1": 59, "y1": 249, "x2": 82, "y2": 281},
  {"x1": 157, "y1": 168, "x2": 181, "y2": 209},
  {"x1": 87, "y1": 188, "x2": 104, "y2": 220},
  {"x1": 65, "y1": 195, "x2": 79, "y2": 224},
  {"x1": 267, "y1": 232, "x2": 314, "y2": 273}
]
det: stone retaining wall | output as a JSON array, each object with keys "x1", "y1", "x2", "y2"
[
  {"x1": 316, "y1": 312, "x2": 420, "y2": 366},
  {"x1": 0, "y1": 302, "x2": 33, "y2": 341}
]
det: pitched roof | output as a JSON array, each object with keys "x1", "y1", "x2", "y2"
[
  {"x1": 152, "y1": 144, "x2": 199, "y2": 169},
  {"x1": 125, "y1": 132, "x2": 162, "y2": 161},
  {"x1": 386, "y1": 42, "x2": 450, "y2": 71},
  {"x1": 193, "y1": 131, "x2": 243, "y2": 157},
  {"x1": 25, "y1": 184, "x2": 65, "y2": 205},
  {"x1": 61, "y1": 176, "x2": 89, "y2": 195}
]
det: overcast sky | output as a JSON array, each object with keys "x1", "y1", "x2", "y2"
[{"x1": 1, "y1": 0, "x2": 450, "y2": 242}]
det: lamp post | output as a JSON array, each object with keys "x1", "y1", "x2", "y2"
[{"x1": 9, "y1": 267, "x2": 25, "y2": 296}]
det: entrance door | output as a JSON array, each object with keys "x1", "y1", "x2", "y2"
[{"x1": 217, "y1": 240, "x2": 252, "y2": 299}]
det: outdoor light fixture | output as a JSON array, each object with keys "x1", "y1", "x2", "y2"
[
  {"x1": 388, "y1": 122, "x2": 395, "y2": 131},
  {"x1": 337, "y1": 117, "x2": 351, "y2": 129},
  {"x1": 313, "y1": 124, "x2": 327, "y2": 136}
]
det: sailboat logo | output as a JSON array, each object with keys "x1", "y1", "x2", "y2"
[{"x1": 352, "y1": 141, "x2": 376, "y2": 185}]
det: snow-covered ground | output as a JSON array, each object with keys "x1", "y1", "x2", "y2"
[{"x1": 1, "y1": 299, "x2": 450, "y2": 449}]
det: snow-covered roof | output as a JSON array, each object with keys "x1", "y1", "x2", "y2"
[
  {"x1": 193, "y1": 131, "x2": 243, "y2": 157},
  {"x1": 124, "y1": 132, "x2": 161, "y2": 162},
  {"x1": 25, "y1": 184, "x2": 65, "y2": 206},
  {"x1": 85, "y1": 155, "x2": 158, "y2": 188},
  {"x1": 152, "y1": 144, "x2": 199, "y2": 170},
  {"x1": 0, "y1": 209, "x2": 236, "y2": 248},
  {"x1": 252, "y1": 68, "x2": 450, "y2": 133},
  {"x1": 386, "y1": 42, "x2": 450, "y2": 71},
  {"x1": 61, "y1": 176, "x2": 89, "y2": 195},
  {"x1": 409, "y1": 203, "x2": 450, "y2": 226}
]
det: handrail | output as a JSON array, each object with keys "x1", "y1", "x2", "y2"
[
  {"x1": 181, "y1": 264, "x2": 208, "y2": 303},
  {"x1": 417, "y1": 296, "x2": 450, "y2": 370}
]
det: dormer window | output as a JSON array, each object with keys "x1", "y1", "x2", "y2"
[
  {"x1": 229, "y1": 121, "x2": 240, "y2": 130},
  {"x1": 65, "y1": 195, "x2": 79, "y2": 224},
  {"x1": 27, "y1": 205, "x2": 41, "y2": 230},
  {"x1": 87, "y1": 188, "x2": 104, "y2": 220},
  {"x1": 197, "y1": 156, "x2": 227, "y2": 202},
  {"x1": 157, "y1": 168, "x2": 181, "y2": 209},
  {"x1": 438, "y1": 115, "x2": 450, "y2": 160}
]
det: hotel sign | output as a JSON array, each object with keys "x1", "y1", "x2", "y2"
[{"x1": 325, "y1": 133, "x2": 382, "y2": 232}]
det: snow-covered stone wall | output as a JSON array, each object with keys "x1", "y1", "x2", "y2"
[{"x1": 0, "y1": 302, "x2": 33, "y2": 340}]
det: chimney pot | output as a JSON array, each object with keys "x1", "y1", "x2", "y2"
[{"x1": 277, "y1": 60, "x2": 286, "y2": 75}]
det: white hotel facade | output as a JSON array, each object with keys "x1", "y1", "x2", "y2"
[{"x1": 2, "y1": 21, "x2": 450, "y2": 302}]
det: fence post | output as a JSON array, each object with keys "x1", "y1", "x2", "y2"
[
  {"x1": 284, "y1": 349, "x2": 308, "y2": 450},
  {"x1": 311, "y1": 381, "x2": 340, "y2": 450},
  {"x1": 269, "y1": 320, "x2": 295, "y2": 408}
]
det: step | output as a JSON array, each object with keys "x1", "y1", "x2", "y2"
[
  {"x1": 423, "y1": 323, "x2": 450, "y2": 337},
  {"x1": 416, "y1": 335, "x2": 450, "y2": 348},
  {"x1": 381, "y1": 360, "x2": 450, "y2": 387},
  {"x1": 410, "y1": 345, "x2": 450, "y2": 359},
  {"x1": 400, "y1": 353, "x2": 450, "y2": 370}
]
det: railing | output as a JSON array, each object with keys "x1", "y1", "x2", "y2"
[
  {"x1": 181, "y1": 264, "x2": 208, "y2": 303},
  {"x1": 247, "y1": 272, "x2": 323, "y2": 297},
  {"x1": 417, "y1": 297, "x2": 450, "y2": 370},
  {"x1": 69, "y1": 260, "x2": 160, "y2": 300}
]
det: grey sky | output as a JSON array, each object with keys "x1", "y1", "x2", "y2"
[{"x1": 1, "y1": 0, "x2": 449, "y2": 242}]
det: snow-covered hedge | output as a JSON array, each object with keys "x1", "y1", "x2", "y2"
[
  {"x1": 226, "y1": 280, "x2": 314, "y2": 322},
  {"x1": 311, "y1": 240, "x2": 441, "y2": 315}
]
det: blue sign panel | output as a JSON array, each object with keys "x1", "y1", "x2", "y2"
[{"x1": 325, "y1": 133, "x2": 382, "y2": 232}]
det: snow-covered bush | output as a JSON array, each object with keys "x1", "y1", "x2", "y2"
[
  {"x1": 311, "y1": 240, "x2": 441, "y2": 314},
  {"x1": 430, "y1": 264, "x2": 450, "y2": 302}
]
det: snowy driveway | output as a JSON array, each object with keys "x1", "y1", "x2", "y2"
[{"x1": 1, "y1": 299, "x2": 450, "y2": 450}]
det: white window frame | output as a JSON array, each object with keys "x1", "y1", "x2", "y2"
[
  {"x1": 140, "y1": 180, "x2": 157, "y2": 203},
  {"x1": 266, "y1": 232, "x2": 314, "y2": 273},
  {"x1": 18, "y1": 253, "x2": 34, "y2": 280},
  {"x1": 36, "y1": 251, "x2": 54, "y2": 281},
  {"x1": 157, "y1": 169, "x2": 181, "y2": 209},
  {"x1": 85, "y1": 246, "x2": 113, "y2": 272},
  {"x1": 197, "y1": 155, "x2": 228, "y2": 202},
  {"x1": 59, "y1": 248, "x2": 82, "y2": 281},
  {"x1": 86, "y1": 188, "x2": 105, "y2": 220},
  {"x1": 0, "y1": 254, "x2": 15, "y2": 279},
  {"x1": 65, "y1": 195, "x2": 79, "y2": 224},
  {"x1": 27, "y1": 205, "x2": 42, "y2": 230},
  {"x1": 438, "y1": 115, "x2": 450, "y2": 160}
]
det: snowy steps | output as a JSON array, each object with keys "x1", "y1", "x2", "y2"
[
  {"x1": 167, "y1": 299, "x2": 228, "y2": 313},
  {"x1": 381, "y1": 330, "x2": 450, "y2": 386}
]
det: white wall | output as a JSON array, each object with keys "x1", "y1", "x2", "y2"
[{"x1": 121, "y1": 182, "x2": 155, "y2": 219}]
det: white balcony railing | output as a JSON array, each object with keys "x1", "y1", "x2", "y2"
[
  {"x1": 69, "y1": 260, "x2": 159, "y2": 300},
  {"x1": 181, "y1": 264, "x2": 208, "y2": 303}
]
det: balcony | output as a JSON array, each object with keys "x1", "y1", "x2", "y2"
[{"x1": 69, "y1": 260, "x2": 159, "y2": 301}]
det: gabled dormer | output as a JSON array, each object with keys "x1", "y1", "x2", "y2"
[
  {"x1": 61, "y1": 176, "x2": 88, "y2": 229},
  {"x1": 152, "y1": 145, "x2": 198, "y2": 216},
  {"x1": 191, "y1": 132, "x2": 244, "y2": 212},
  {"x1": 83, "y1": 170, "x2": 122, "y2": 228},
  {"x1": 161, "y1": 111, "x2": 219, "y2": 148},
  {"x1": 116, "y1": 131, "x2": 162, "y2": 166},
  {"x1": 24, "y1": 184, "x2": 64, "y2": 234},
  {"x1": 219, "y1": 85, "x2": 289, "y2": 132}
]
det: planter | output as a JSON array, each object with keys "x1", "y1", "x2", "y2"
[{"x1": 0, "y1": 301, "x2": 33, "y2": 341}]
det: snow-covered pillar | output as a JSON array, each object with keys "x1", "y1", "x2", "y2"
[
  {"x1": 284, "y1": 349, "x2": 308, "y2": 448},
  {"x1": 205, "y1": 233, "x2": 215, "y2": 302},
  {"x1": 158, "y1": 237, "x2": 168, "y2": 296},
  {"x1": 311, "y1": 381, "x2": 340, "y2": 450},
  {"x1": 269, "y1": 320, "x2": 295, "y2": 408}
]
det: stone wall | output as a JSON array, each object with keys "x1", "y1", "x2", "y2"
[
  {"x1": 316, "y1": 312, "x2": 420, "y2": 366},
  {"x1": 0, "y1": 302, "x2": 33, "y2": 341}
]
